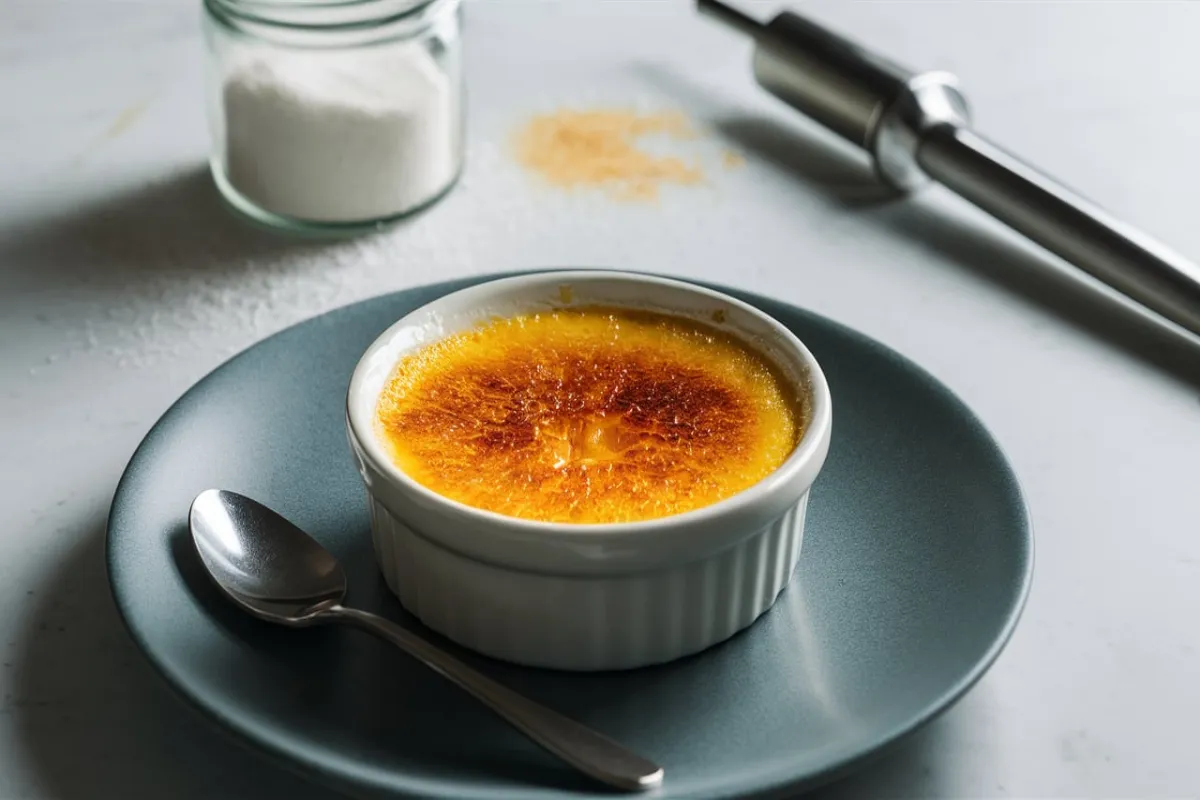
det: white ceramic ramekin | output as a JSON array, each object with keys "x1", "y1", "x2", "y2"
[{"x1": 346, "y1": 271, "x2": 832, "y2": 671}]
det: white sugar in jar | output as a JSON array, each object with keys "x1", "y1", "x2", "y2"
[{"x1": 203, "y1": 0, "x2": 464, "y2": 231}]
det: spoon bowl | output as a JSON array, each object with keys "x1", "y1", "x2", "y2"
[
  {"x1": 190, "y1": 489, "x2": 346, "y2": 624},
  {"x1": 187, "y1": 488, "x2": 664, "y2": 792}
]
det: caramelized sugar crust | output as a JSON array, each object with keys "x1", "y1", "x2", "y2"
[{"x1": 376, "y1": 307, "x2": 802, "y2": 524}]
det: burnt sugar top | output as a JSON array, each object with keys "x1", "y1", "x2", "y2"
[{"x1": 375, "y1": 306, "x2": 804, "y2": 524}]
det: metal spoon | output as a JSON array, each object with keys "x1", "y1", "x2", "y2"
[{"x1": 188, "y1": 488, "x2": 664, "y2": 792}]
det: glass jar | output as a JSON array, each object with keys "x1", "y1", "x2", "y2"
[{"x1": 202, "y1": 0, "x2": 464, "y2": 232}]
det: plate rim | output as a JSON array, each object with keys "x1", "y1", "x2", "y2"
[{"x1": 106, "y1": 268, "x2": 1034, "y2": 799}]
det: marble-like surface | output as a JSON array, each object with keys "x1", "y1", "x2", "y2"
[{"x1": 2, "y1": 0, "x2": 1199, "y2": 797}]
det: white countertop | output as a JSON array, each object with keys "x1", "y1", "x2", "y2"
[{"x1": 3, "y1": 1, "x2": 1199, "y2": 797}]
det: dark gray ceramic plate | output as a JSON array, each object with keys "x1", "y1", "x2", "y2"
[{"x1": 107, "y1": 272, "x2": 1032, "y2": 800}]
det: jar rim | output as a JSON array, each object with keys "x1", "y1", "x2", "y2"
[{"x1": 204, "y1": 0, "x2": 454, "y2": 33}]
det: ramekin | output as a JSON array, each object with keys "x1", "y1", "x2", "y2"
[{"x1": 346, "y1": 271, "x2": 832, "y2": 671}]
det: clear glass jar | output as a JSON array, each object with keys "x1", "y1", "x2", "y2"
[{"x1": 203, "y1": 0, "x2": 464, "y2": 232}]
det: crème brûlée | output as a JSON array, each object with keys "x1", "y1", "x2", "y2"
[{"x1": 374, "y1": 306, "x2": 805, "y2": 524}]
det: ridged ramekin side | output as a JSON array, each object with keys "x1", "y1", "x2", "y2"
[{"x1": 368, "y1": 494, "x2": 809, "y2": 671}]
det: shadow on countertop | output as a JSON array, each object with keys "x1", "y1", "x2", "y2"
[
  {"x1": 636, "y1": 61, "x2": 1200, "y2": 391},
  {"x1": 710, "y1": 115, "x2": 900, "y2": 210},
  {"x1": 0, "y1": 166, "x2": 338, "y2": 300}
]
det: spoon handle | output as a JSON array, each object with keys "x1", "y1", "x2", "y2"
[{"x1": 327, "y1": 605, "x2": 664, "y2": 792}]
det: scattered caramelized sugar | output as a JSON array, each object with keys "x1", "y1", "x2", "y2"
[
  {"x1": 375, "y1": 307, "x2": 803, "y2": 524},
  {"x1": 513, "y1": 109, "x2": 704, "y2": 201}
]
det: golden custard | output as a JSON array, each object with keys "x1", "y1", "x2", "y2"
[{"x1": 375, "y1": 307, "x2": 804, "y2": 524}]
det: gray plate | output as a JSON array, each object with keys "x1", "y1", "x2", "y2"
[{"x1": 107, "y1": 272, "x2": 1032, "y2": 800}]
